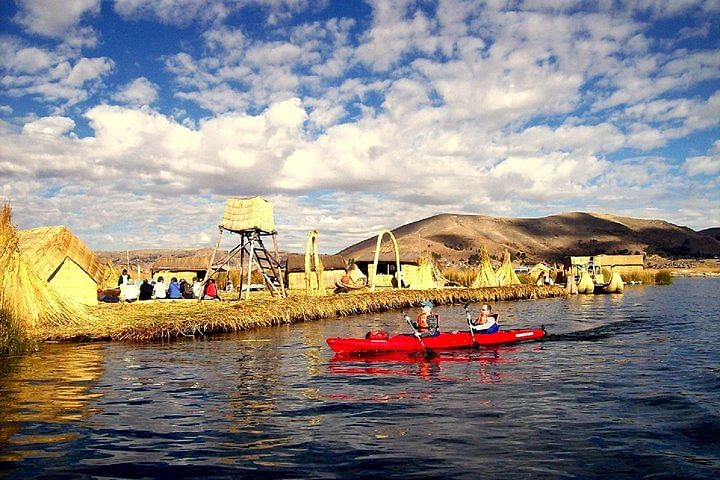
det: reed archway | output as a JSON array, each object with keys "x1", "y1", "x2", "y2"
[
  {"x1": 304, "y1": 229, "x2": 325, "y2": 296},
  {"x1": 369, "y1": 229, "x2": 401, "y2": 292}
]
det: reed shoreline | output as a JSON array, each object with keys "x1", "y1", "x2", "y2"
[{"x1": 38, "y1": 285, "x2": 567, "y2": 343}]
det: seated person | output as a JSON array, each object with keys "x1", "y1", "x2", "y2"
[
  {"x1": 153, "y1": 276, "x2": 167, "y2": 299},
  {"x1": 192, "y1": 278, "x2": 204, "y2": 298},
  {"x1": 471, "y1": 304, "x2": 499, "y2": 333},
  {"x1": 203, "y1": 278, "x2": 221, "y2": 301},
  {"x1": 180, "y1": 279, "x2": 194, "y2": 299},
  {"x1": 120, "y1": 281, "x2": 139, "y2": 303},
  {"x1": 138, "y1": 279, "x2": 153, "y2": 301},
  {"x1": 412, "y1": 300, "x2": 440, "y2": 337},
  {"x1": 167, "y1": 277, "x2": 182, "y2": 299}
]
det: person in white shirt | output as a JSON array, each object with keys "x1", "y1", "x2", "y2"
[
  {"x1": 153, "y1": 276, "x2": 167, "y2": 299},
  {"x1": 192, "y1": 278, "x2": 204, "y2": 298},
  {"x1": 471, "y1": 304, "x2": 499, "y2": 333}
]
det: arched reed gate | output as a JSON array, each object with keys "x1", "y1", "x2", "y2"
[
  {"x1": 304, "y1": 229, "x2": 325, "y2": 296},
  {"x1": 369, "y1": 229, "x2": 401, "y2": 292}
]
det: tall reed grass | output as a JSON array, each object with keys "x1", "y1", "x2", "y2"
[{"x1": 622, "y1": 269, "x2": 673, "y2": 285}]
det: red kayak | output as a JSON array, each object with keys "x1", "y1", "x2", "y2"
[{"x1": 327, "y1": 328, "x2": 546, "y2": 354}]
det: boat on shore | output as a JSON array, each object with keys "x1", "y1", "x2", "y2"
[{"x1": 327, "y1": 327, "x2": 546, "y2": 354}]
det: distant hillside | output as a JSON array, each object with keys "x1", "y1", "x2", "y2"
[
  {"x1": 337, "y1": 212, "x2": 720, "y2": 265},
  {"x1": 701, "y1": 227, "x2": 720, "y2": 242},
  {"x1": 97, "y1": 248, "x2": 222, "y2": 275}
]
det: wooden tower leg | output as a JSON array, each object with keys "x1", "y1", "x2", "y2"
[
  {"x1": 272, "y1": 232, "x2": 287, "y2": 297},
  {"x1": 244, "y1": 232, "x2": 256, "y2": 300},
  {"x1": 237, "y1": 239, "x2": 246, "y2": 300}
]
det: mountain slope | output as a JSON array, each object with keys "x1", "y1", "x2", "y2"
[{"x1": 337, "y1": 212, "x2": 720, "y2": 264}]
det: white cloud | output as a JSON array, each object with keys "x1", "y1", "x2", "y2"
[
  {"x1": 22, "y1": 116, "x2": 76, "y2": 136},
  {"x1": 0, "y1": 38, "x2": 114, "y2": 107},
  {"x1": 113, "y1": 77, "x2": 159, "y2": 106},
  {"x1": 13, "y1": 0, "x2": 100, "y2": 42},
  {"x1": 684, "y1": 140, "x2": 720, "y2": 177},
  {"x1": 2, "y1": 1, "x2": 719, "y2": 251}
]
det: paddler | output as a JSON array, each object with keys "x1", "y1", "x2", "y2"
[
  {"x1": 471, "y1": 304, "x2": 499, "y2": 333},
  {"x1": 412, "y1": 300, "x2": 439, "y2": 337}
]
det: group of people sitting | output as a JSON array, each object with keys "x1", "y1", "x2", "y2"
[
  {"x1": 112, "y1": 269, "x2": 221, "y2": 302},
  {"x1": 409, "y1": 300, "x2": 499, "y2": 337}
]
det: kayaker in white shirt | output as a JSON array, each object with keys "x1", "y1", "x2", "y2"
[{"x1": 471, "y1": 304, "x2": 499, "y2": 333}]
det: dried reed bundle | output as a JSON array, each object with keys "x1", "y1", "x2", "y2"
[
  {"x1": 577, "y1": 270, "x2": 595, "y2": 294},
  {"x1": 471, "y1": 245, "x2": 499, "y2": 288},
  {"x1": 45, "y1": 284, "x2": 566, "y2": 342},
  {"x1": 565, "y1": 269, "x2": 578, "y2": 294},
  {"x1": 605, "y1": 271, "x2": 624, "y2": 293},
  {"x1": 495, "y1": 250, "x2": 521, "y2": 286},
  {"x1": 0, "y1": 204, "x2": 94, "y2": 354}
]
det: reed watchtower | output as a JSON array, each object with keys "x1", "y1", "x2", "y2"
[{"x1": 204, "y1": 197, "x2": 286, "y2": 299}]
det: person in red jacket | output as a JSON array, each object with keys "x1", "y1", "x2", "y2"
[{"x1": 203, "y1": 278, "x2": 221, "y2": 301}]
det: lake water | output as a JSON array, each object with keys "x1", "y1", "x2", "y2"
[{"x1": 1, "y1": 277, "x2": 719, "y2": 479}]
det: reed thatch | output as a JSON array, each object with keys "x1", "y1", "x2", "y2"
[
  {"x1": 45, "y1": 284, "x2": 566, "y2": 342},
  {"x1": 471, "y1": 245, "x2": 499, "y2": 288},
  {"x1": 0, "y1": 204, "x2": 94, "y2": 354},
  {"x1": 402, "y1": 256, "x2": 446, "y2": 289},
  {"x1": 17, "y1": 225, "x2": 105, "y2": 305},
  {"x1": 220, "y1": 196, "x2": 275, "y2": 233},
  {"x1": 495, "y1": 250, "x2": 521, "y2": 286}
]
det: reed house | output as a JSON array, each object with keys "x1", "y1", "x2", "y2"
[{"x1": 17, "y1": 226, "x2": 105, "y2": 305}]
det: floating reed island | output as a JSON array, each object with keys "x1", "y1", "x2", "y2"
[
  {"x1": 41, "y1": 285, "x2": 566, "y2": 343},
  {"x1": 1, "y1": 199, "x2": 565, "y2": 351}
]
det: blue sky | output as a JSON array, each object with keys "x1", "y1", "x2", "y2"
[{"x1": 1, "y1": 0, "x2": 719, "y2": 254}]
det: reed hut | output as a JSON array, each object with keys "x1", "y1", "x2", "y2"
[
  {"x1": 285, "y1": 253, "x2": 347, "y2": 290},
  {"x1": 528, "y1": 263, "x2": 552, "y2": 284},
  {"x1": 17, "y1": 226, "x2": 105, "y2": 305},
  {"x1": 471, "y1": 245, "x2": 499, "y2": 288},
  {"x1": 151, "y1": 255, "x2": 227, "y2": 285},
  {"x1": 495, "y1": 250, "x2": 521, "y2": 286},
  {"x1": 401, "y1": 256, "x2": 448, "y2": 289}
]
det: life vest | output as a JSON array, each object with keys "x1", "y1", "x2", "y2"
[
  {"x1": 473, "y1": 314, "x2": 499, "y2": 334},
  {"x1": 417, "y1": 314, "x2": 439, "y2": 336}
]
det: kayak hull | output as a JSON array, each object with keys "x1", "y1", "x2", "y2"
[{"x1": 326, "y1": 329, "x2": 545, "y2": 354}]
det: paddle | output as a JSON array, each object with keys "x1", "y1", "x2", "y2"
[
  {"x1": 464, "y1": 302, "x2": 477, "y2": 347},
  {"x1": 401, "y1": 309, "x2": 434, "y2": 357}
]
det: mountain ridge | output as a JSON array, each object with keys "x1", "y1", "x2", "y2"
[{"x1": 337, "y1": 211, "x2": 720, "y2": 265}]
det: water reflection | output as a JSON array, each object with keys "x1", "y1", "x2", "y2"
[
  {"x1": 1, "y1": 279, "x2": 718, "y2": 479},
  {"x1": 328, "y1": 348, "x2": 515, "y2": 384},
  {"x1": 0, "y1": 344, "x2": 104, "y2": 462}
]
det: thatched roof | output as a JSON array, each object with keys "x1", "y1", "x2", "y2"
[
  {"x1": 285, "y1": 253, "x2": 347, "y2": 273},
  {"x1": 17, "y1": 226, "x2": 104, "y2": 285},
  {"x1": 151, "y1": 255, "x2": 224, "y2": 272},
  {"x1": 220, "y1": 196, "x2": 275, "y2": 233}
]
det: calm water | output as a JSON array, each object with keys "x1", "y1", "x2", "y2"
[{"x1": 1, "y1": 278, "x2": 719, "y2": 479}]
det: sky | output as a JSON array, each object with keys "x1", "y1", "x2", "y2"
[{"x1": 1, "y1": 0, "x2": 719, "y2": 255}]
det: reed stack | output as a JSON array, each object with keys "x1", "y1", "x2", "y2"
[{"x1": 471, "y1": 245, "x2": 499, "y2": 287}]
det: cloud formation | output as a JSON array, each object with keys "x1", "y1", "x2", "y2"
[{"x1": 1, "y1": 0, "x2": 718, "y2": 254}]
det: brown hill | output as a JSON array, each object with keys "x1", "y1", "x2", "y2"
[
  {"x1": 337, "y1": 212, "x2": 720, "y2": 265},
  {"x1": 701, "y1": 227, "x2": 720, "y2": 242}
]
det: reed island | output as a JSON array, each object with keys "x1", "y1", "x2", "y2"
[{"x1": 1, "y1": 199, "x2": 570, "y2": 355}]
